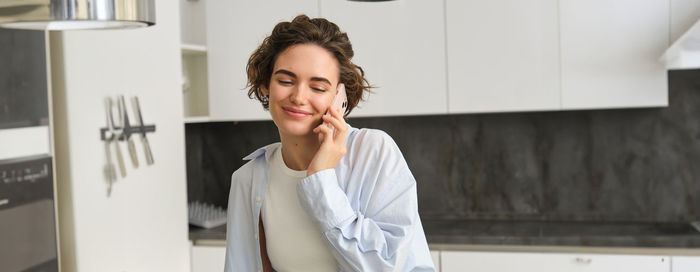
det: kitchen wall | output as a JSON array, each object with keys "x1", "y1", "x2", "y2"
[{"x1": 186, "y1": 69, "x2": 700, "y2": 223}]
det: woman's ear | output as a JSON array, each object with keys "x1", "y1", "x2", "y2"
[{"x1": 262, "y1": 85, "x2": 269, "y2": 97}]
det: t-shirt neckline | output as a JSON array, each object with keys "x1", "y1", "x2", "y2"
[{"x1": 274, "y1": 146, "x2": 308, "y2": 178}]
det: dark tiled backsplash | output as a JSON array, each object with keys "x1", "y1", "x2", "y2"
[{"x1": 186, "y1": 70, "x2": 700, "y2": 223}]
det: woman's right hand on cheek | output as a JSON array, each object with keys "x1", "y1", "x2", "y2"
[{"x1": 307, "y1": 106, "x2": 348, "y2": 177}]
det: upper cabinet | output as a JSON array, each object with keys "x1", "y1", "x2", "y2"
[
  {"x1": 661, "y1": 0, "x2": 700, "y2": 70},
  {"x1": 671, "y1": 0, "x2": 700, "y2": 43},
  {"x1": 320, "y1": 0, "x2": 447, "y2": 117},
  {"x1": 187, "y1": 0, "x2": 676, "y2": 121},
  {"x1": 559, "y1": 0, "x2": 669, "y2": 110},
  {"x1": 446, "y1": 0, "x2": 561, "y2": 114},
  {"x1": 205, "y1": 0, "x2": 318, "y2": 121}
]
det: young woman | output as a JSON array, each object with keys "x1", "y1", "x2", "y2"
[{"x1": 224, "y1": 15, "x2": 435, "y2": 272}]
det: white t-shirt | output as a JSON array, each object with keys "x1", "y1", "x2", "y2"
[{"x1": 261, "y1": 146, "x2": 338, "y2": 272}]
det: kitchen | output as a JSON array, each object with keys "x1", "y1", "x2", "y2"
[{"x1": 1, "y1": 0, "x2": 700, "y2": 271}]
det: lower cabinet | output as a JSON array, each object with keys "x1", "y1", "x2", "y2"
[
  {"x1": 440, "y1": 251, "x2": 670, "y2": 272},
  {"x1": 189, "y1": 245, "x2": 698, "y2": 272},
  {"x1": 191, "y1": 245, "x2": 226, "y2": 272},
  {"x1": 672, "y1": 256, "x2": 700, "y2": 272},
  {"x1": 191, "y1": 246, "x2": 442, "y2": 271},
  {"x1": 430, "y1": 250, "x2": 441, "y2": 272}
]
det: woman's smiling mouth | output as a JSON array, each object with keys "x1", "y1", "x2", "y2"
[{"x1": 282, "y1": 106, "x2": 312, "y2": 119}]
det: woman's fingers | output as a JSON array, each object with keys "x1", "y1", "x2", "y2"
[
  {"x1": 315, "y1": 123, "x2": 334, "y2": 143},
  {"x1": 321, "y1": 113, "x2": 345, "y2": 132},
  {"x1": 323, "y1": 108, "x2": 349, "y2": 141}
]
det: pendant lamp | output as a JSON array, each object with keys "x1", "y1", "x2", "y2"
[{"x1": 0, "y1": 0, "x2": 155, "y2": 30}]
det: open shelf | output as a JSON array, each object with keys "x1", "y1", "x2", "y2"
[{"x1": 182, "y1": 43, "x2": 207, "y2": 55}]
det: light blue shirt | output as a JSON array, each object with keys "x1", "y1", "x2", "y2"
[{"x1": 224, "y1": 125, "x2": 435, "y2": 272}]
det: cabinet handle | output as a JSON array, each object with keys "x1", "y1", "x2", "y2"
[{"x1": 575, "y1": 257, "x2": 592, "y2": 264}]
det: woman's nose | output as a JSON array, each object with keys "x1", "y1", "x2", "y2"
[{"x1": 290, "y1": 84, "x2": 309, "y2": 105}]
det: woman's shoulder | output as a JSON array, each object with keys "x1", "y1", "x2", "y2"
[
  {"x1": 347, "y1": 127, "x2": 402, "y2": 158},
  {"x1": 349, "y1": 127, "x2": 394, "y2": 145},
  {"x1": 229, "y1": 158, "x2": 259, "y2": 191}
]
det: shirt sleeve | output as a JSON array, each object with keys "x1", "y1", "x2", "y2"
[{"x1": 297, "y1": 131, "x2": 418, "y2": 272}]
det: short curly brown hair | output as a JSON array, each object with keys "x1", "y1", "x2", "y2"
[{"x1": 246, "y1": 14, "x2": 372, "y2": 116}]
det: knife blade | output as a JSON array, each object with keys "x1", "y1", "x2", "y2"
[
  {"x1": 103, "y1": 98, "x2": 117, "y2": 196},
  {"x1": 132, "y1": 96, "x2": 154, "y2": 165},
  {"x1": 120, "y1": 95, "x2": 139, "y2": 168}
]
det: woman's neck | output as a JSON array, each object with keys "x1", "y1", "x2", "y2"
[{"x1": 278, "y1": 131, "x2": 320, "y2": 171}]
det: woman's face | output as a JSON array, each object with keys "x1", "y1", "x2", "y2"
[{"x1": 265, "y1": 44, "x2": 340, "y2": 138}]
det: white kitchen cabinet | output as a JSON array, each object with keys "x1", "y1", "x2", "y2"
[
  {"x1": 559, "y1": 0, "x2": 669, "y2": 110},
  {"x1": 191, "y1": 245, "x2": 226, "y2": 272},
  {"x1": 205, "y1": 0, "x2": 318, "y2": 121},
  {"x1": 672, "y1": 256, "x2": 700, "y2": 272},
  {"x1": 431, "y1": 250, "x2": 441, "y2": 272},
  {"x1": 662, "y1": 0, "x2": 700, "y2": 70},
  {"x1": 445, "y1": 0, "x2": 561, "y2": 114},
  {"x1": 320, "y1": 0, "x2": 447, "y2": 117},
  {"x1": 441, "y1": 251, "x2": 670, "y2": 272},
  {"x1": 671, "y1": 0, "x2": 700, "y2": 43}
]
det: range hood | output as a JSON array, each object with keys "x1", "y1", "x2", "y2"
[
  {"x1": 661, "y1": 18, "x2": 700, "y2": 70},
  {"x1": 0, "y1": 0, "x2": 155, "y2": 30}
]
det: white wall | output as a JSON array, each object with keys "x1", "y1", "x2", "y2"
[{"x1": 49, "y1": 0, "x2": 190, "y2": 271}]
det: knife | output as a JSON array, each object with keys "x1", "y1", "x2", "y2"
[
  {"x1": 109, "y1": 97, "x2": 126, "y2": 178},
  {"x1": 103, "y1": 98, "x2": 117, "y2": 195},
  {"x1": 132, "y1": 96, "x2": 154, "y2": 165},
  {"x1": 120, "y1": 95, "x2": 139, "y2": 168}
]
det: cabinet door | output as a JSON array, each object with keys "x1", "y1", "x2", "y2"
[
  {"x1": 445, "y1": 0, "x2": 560, "y2": 114},
  {"x1": 320, "y1": 0, "x2": 447, "y2": 117},
  {"x1": 206, "y1": 0, "x2": 318, "y2": 121},
  {"x1": 560, "y1": 0, "x2": 669, "y2": 110},
  {"x1": 442, "y1": 251, "x2": 555, "y2": 272},
  {"x1": 441, "y1": 251, "x2": 670, "y2": 272},
  {"x1": 431, "y1": 250, "x2": 440, "y2": 272},
  {"x1": 671, "y1": 0, "x2": 700, "y2": 43},
  {"x1": 191, "y1": 245, "x2": 226, "y2": 272},
  {"x1": 672, "y1": 256, "x2": 700, "y2": 272}
]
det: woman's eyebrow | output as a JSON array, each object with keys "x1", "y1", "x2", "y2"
[
  {"x1": 310, "y1": 77, "x2": 331, "y2": 85},
  {"x1": 274, "y1": 69, "x2": 296, "y2": 78},
  {"x1": 274, "y1": 69, "x2": 331, "y2": 85}
]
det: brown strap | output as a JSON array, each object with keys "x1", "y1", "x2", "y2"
[{"x1": 259, "y1": 215, "x2": 274, "y2": 272}]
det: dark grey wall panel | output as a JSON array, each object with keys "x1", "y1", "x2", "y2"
[{"x1": 0, "y1": 29, "x2": 48, "y2": 129}]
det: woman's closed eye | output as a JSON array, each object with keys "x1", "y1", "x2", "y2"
[{"x1": 277, "y1": 79, "x2": 326, "y2": 92}]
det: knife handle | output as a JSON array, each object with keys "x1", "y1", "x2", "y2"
[
  {"x1": 128, "y1": 138, "x2": 139, "y2": 168},
  {"x1": 142, "y1": 136, "x2": 154, "y2": 165},
  {"x1": 114, "y1": 140, "x2": 127, "y2": 178}
]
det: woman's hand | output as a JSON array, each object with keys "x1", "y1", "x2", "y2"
[{"x1": 307, "y1": 106, "x2": 348, "y2": 176}]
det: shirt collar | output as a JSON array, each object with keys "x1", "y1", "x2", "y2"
[{"x1": 242, "y1": 142, "x2": 280, "y2": 162}]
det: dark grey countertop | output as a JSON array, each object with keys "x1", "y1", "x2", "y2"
[
  {"x1": 190, "y1": 224, "x2": 227, "y2": 241},
  {"x1": 422, "y1": 219, "x2": 700, "y2": 248},
  {"x1": 190, "y1": 220, "x2": 700, "y2": 248}
]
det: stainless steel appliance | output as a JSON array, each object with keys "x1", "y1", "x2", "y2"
[{"x1": 0, "y1": 155, "x2": 57, "y2": 272}]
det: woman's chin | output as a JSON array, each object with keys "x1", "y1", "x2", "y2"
[{"x1": 278, "y1": 122, "x2": 316, "y2": 138}]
